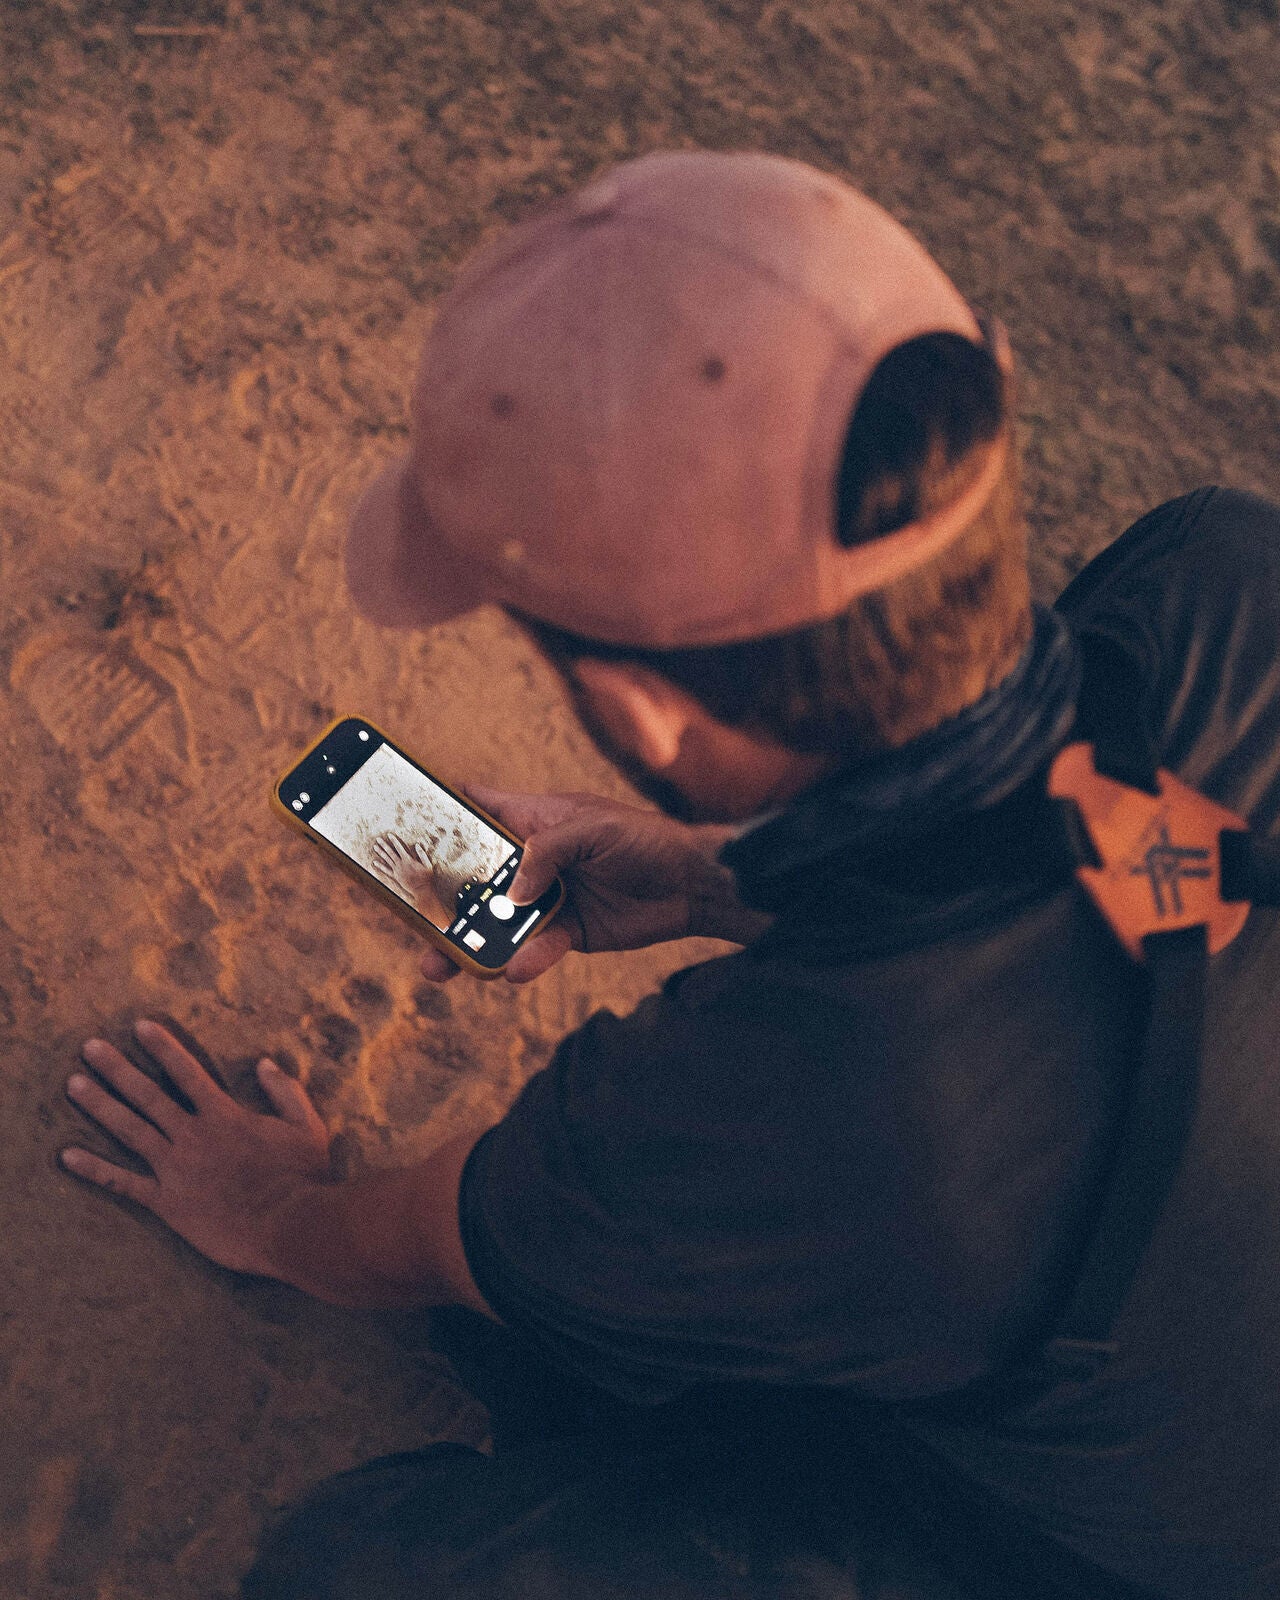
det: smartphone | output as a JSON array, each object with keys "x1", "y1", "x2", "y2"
[{"x1": 272, "y1": 716, "x2": 565, "y2": 977}]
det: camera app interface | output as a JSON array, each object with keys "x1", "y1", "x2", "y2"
[{"x1": 283, "y1": 722, "x2": 555, "y2": 966}]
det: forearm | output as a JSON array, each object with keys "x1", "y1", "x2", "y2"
[
  {"x1": 686, "y1": 824, "x2": 775, "y2": 946},
  {"x1": 262, "y1": 1134, "x2": 485, "y2": 1310}
]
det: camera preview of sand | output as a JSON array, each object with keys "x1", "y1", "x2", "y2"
[{"x1": 1, "y1": 1, "x2": 1277, "y2": 1594}]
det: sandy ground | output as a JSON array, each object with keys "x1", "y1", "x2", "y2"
[{"x1": 0, "y1": 1, "x2": 1277, "y2": 1595}]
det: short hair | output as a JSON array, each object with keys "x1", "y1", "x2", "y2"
[{"x1": 520, "y1": 328, "x2": 1032, "y2": 762}]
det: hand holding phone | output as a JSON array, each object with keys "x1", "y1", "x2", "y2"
[
  {"x1": 274, "y1": 718, "x2": 566, "y2": 977},
  {"x1": 415, "y1": 784, "x2": 776, "y2": 986}
]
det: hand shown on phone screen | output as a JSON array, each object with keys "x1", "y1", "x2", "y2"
[{"x1": 370, "y1": 833, "x2": 451, "y2": 929}]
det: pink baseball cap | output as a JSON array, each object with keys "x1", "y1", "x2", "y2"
[{"x1": 346, "y1": 149, "x2": 1010, "y2": 648}]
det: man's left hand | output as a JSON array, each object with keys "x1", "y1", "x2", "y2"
[{"x1": 62, "y1": 1020, "x2": 333, "y2": 1278}]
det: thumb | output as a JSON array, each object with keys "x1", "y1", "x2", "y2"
[
  {"x1": 463, "y1": 781, "x2": 504, "y2": 813},
  {"x1": 508, "y1": 823, "x2": 580, "y2": 905},
  {"x1": 257, "y1": 1059, "x2": 326, "y2": 1138}
]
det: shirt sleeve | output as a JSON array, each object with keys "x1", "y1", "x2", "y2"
[
  {"x1": 457, "y1": 957, "x2": 786, "y2": 1403},
  {"x1": 1057, "y1": 486, "x2": 1280, "y2": 839},
  {"x1": 460, "y1": 952, "x2": 867, "y2": 1403},
  {"x1": 456, "y1": 951, "x2": 1010, "y2": 1405}
]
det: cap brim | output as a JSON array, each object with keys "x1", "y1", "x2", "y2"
[{"x1": 344, "y1": 457, "x2": 485, "y2": 629}]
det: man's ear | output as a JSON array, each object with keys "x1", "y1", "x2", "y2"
[{"x1": 567, "y1": 657, "x2": 693, "y2": 771}]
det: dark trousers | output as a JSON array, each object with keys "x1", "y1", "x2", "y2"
[{"x1": 241, "y1": 1311, "x2": 1153, "y2": 1600}]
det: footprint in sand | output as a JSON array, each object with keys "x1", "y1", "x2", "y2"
[{"x1": 10, "y1": 634, "x2": 177, "y2": 761}]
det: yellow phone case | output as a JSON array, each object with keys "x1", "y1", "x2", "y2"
[{"x1": 270, "y1": 715, "x2": 564, "y2": 978}]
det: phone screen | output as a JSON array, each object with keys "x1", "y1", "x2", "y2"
[{"x1": 278, "y1": 718, "x2": 560, "y2": 968}]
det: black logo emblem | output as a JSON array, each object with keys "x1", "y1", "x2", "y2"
[{"x1": 1129, "y1": 818, "x2": 1211, "y2": 916}]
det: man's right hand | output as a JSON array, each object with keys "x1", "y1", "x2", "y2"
[{"x1": 419, "y1": 786, "x2": 773, "y2": 985}]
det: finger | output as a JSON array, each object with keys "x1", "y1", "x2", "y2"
[
  {"x1": 133, "y1": 1019, "x2": 226, "y2": 1111},
  {"x1": 465, "y1": 784, "x2": 584, "y2": 841},
  {"x1": 419, "y1": 948, "x2": 462, "y2": 983},
  {"x1": 461, "y1": 782, "x2": 519, "y2": 823},
  {"x1": 256, "y1": 1059, "x2": 328, "y2": 1142},
  {"x1": 81, "y1": 1038, "x2": 185, "y2": 1137},
  {"x1": 60, "y1": 1146, "x2": 160, "y2": 1205},
  {"x1": 65, "y1": 1073, "x2": 168, "y2": 1166},
  {"x1": 507, "y1": 822, "x2": 581, "y2": 905},
  {"x1": 504, "y1": 918, "x2": 576, "y2": 983}
]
